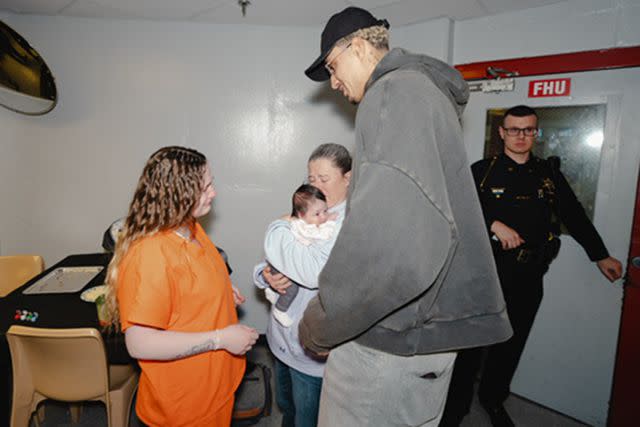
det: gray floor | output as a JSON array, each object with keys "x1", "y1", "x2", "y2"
[
  {"x1": 30, "y1": 343, "x2": 588, "y2": 427},
  {"x1": 459, "y1": 394, "x2": 588, "y2": 427}
]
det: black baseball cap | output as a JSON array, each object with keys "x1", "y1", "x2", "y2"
[{"x1": 304, "y1": 7, "x2": 389, "y2": 82}]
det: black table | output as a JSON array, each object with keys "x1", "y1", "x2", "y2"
[{"x1": 0, "y1": 253, "x2": 133, "y2": 425}]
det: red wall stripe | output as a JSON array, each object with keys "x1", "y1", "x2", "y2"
[{"x1": 455, "y1": 46, "x2": 640, "y2": 80}]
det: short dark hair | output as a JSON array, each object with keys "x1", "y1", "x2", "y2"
[
  {"x1": 308, "y1": 143, "x2": 352, "y2": 175},
  {"x1": 291, "y1": 184, "x2": 327, "y2": 218},
  {"x1": 502, "y1": 105, "x2": 538, "y2": 125}
]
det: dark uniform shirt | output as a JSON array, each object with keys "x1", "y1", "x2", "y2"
[{"x1": 471, "y1": 153, "x2": 609, "y2": 262}]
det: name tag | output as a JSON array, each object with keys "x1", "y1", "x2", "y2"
[{"x1": 491, "y1": 187, "x2": 505, "y2": 198}]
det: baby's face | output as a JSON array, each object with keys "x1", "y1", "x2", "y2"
[{"x1": 300, "y1": 199, "x2": 330, "y2": 225}]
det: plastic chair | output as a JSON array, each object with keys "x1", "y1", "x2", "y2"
[
  {"x1": 0, "y1": 255, "x2": 44, "y2": 297},
  {"x1": 6, "y1": 326, "x2": 138, "y2": 427}
]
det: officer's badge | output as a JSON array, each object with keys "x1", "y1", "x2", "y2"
[{"x1": 541, "y1": 178, "x2": 556, "y2": 197}]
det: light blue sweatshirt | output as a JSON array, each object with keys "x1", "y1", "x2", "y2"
[{"x1": 253, "y1": 201, "x2": 346, "y2": 377}]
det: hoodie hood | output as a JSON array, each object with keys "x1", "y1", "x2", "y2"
[{"x1": 366, "y1": 48, "x2": 469, "y2": 117}]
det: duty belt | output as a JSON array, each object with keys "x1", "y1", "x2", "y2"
[
  {"x1": 515, "y1": 246, "x2": 548, "y2": 265},
  {"x1": 516, "y1": 248, "x2": 536, "y2": 264}
]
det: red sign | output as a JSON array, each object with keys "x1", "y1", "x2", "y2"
[{"x1": 528, "y1": 78, "x2": 571, "y2": 97}]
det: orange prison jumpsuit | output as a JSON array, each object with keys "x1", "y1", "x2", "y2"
[{"x1": 117, "y1": 223, "x2": 245, "y2": 427}]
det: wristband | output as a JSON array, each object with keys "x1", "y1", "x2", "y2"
[{"x1": 212, "y1": 330, "x2": 222, "y2": 351}]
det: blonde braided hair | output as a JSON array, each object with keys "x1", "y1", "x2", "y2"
[{"x1": 105, "y1": 146, "x2": 207, "y2": 330}]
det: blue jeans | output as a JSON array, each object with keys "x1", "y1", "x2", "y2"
[{"x1": 274, "y1": 358, "x2": 323, "y2": 427}]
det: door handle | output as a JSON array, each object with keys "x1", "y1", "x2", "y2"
[{"x1": 632, "y1": 257, "x2": 640, "y2": 268}]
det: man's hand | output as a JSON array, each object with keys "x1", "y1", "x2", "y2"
[
  {"x1": 298, "y1": 298, "x2": 332, "y2": 357},
  {"x1": 263, "y1": 265, "x2": 292, "y2": 294},
  {"x1": 232, "y1": 285, "x2": 245, "y2": 306},
  {"x1": 490, "y1": 220, "x2": 525, "y2": 250},
  {"x1": 304, "y1": 346, "x2": 329, "y2": 359},
  {"x1": 597, "y1": 257, "x2": 623, "y2": 282}
]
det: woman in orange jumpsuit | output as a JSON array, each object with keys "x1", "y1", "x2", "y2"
[{"x1": 106, "y1": 146, "x2": 258, "y2": 427}]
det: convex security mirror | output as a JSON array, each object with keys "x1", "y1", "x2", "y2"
[{"x1": 0, "y1": 20, "x2": 57, "y2": 115}]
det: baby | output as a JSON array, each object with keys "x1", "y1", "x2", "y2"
[{"x1": 265, "y1": 184, "x2": 337, "y2": 327}]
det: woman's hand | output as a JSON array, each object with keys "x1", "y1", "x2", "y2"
[
  {"x1": 218, "y1": 324, "x2": 259, "y2": 355},
  {"x1": 263, "y1": 265, "x2": 292, "y2": 294},
  {"x1": 232, "y1": 285, "x2": 245, "y2": 306}
]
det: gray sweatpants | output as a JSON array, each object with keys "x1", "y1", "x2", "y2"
[{"x1": 318, "y1": 341, "x2": 456, "y2": 427}]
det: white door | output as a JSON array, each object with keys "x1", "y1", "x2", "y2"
[{"x1": 461, "y1": 67, "x2": 640, "y2": 426}]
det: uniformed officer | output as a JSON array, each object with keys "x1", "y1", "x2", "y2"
[{"x1": 440, "y1": 105, "x2": 623, "y2": 427}]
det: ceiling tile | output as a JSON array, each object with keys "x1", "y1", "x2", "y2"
[
  {"x1": 478, "y1": 0, "x2": 570, "y2": 15},
  {"x1": 193, "y1": 0, "x2": 350, "y2": 26},
  {"x1": 371, "y1": 0, "x2": 487, "y2": 26},
  {"x1": 0, "y1": 0, "x2": 595, "y2": 26},
  {"x1": 0, "y1": 0, "x2": 73, "y2": 15},
  {"x1": 64, "y1": 0, "x2": 226, "y2": 21},
  {"x1": 348, "y1": 0, "x2": 410, "y2": 8}
]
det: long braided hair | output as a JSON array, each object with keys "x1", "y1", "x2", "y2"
[{"x1": 105, "y1": 146, "x2": 208, "y2": 330}]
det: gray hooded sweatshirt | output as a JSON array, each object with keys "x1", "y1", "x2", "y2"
[{"x1": 299, "y1": 48, "x2": 512, "y2": 355}]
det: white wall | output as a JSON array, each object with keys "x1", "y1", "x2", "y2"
[
  {"x1": 393, "y1": 17, "x2": 453, "y2": 63},
  {"x1": 455, "y1": 0, "x2": 640, "y2": 64},
  {"x1": 0, "y1": 14, "x2": 451, "y2": 331}
]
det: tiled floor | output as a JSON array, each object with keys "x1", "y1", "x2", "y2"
[{"x1": 30, "y1": 342, "x2": 589, "y2": 427}]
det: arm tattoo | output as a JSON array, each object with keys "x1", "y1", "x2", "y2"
[{"x1": 176, "y1": 339, "x2": 217, "y2": 359}]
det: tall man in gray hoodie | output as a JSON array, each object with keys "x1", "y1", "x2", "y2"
[{"x1": 299, "y1": 7, "x2": 513, "y2": 426}]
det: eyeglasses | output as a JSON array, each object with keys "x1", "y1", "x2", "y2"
[
  {"x1": 502, "y1": 127, "x2": 538, "y2": 137},
  {"x1": 325, "y1": 43, "x2": 352, "y2": 76}
]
